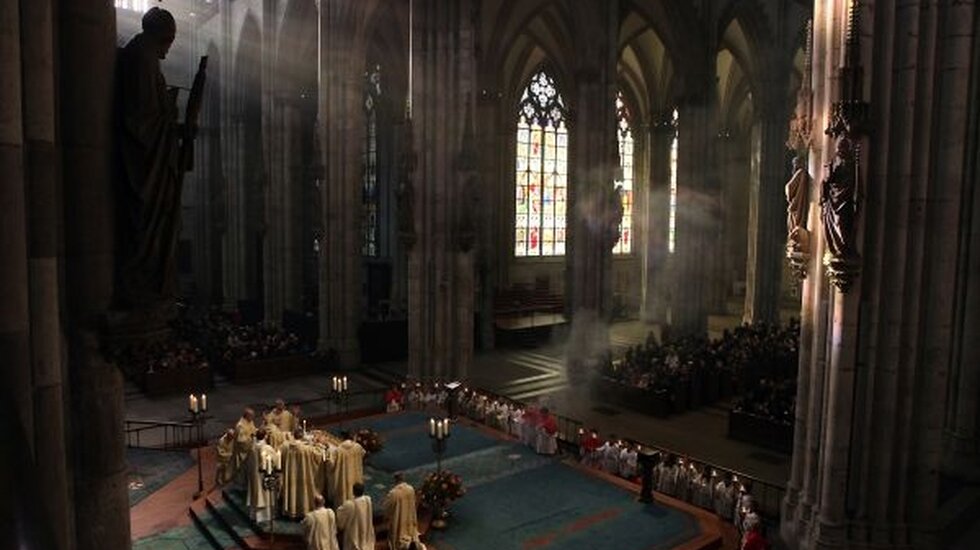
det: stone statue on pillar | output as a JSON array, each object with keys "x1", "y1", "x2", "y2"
[
  {"x1": 113, "y1": 7, "x2": 206, "y2": 335},
  {"x1": 820, "y1": 134, "x2": 861, "y2": 291},
  {"x1": 605, "y1": 184, "x2": 625, "y2": 251},
  {"x1": 785, "y1": 156, "x2": 811, "y2": 279}
]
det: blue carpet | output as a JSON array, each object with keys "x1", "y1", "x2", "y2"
[
  {"x1": 350, "y1": 412, "x2": 502, "y2": 473},
  {"x1": 329, "y1": 413, "x2": 703, "y2": 550},
  {"x1": 426, "y1": 463, "x2": 700, "y2": 550},
  {"x1": 127, "y1": 448, "x2": 196, "y2": 507}
]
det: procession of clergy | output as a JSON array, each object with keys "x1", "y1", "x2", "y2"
[{"x1": 214, "y1": 400, "x2": 425, "y2": 550}]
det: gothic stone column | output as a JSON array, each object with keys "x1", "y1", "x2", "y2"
[
  {"x1": 406, "y1": 0, "x2": 477, "y2": 380},
  {"x1": 60, "y1": 0, "x2": 131, "y2": 548},
  {"x1": 317, "y1": 0, "x2": 364, "y2": 366}
]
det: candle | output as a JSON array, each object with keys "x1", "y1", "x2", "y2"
[
  {"x1": 191, "y1": 395, "x2": 199, "y2": 414},
  {"x1": 201, "y1": 394, "x2": 207, "y2": 412},
  {"x1": 437, "y1": 420, "x2": 444, "y2": 439},
  {"x1": 188, "y1": 394, "x2": 194, "y2": 412},
  {"x1": 429, "y1": 418, "x2": 436, "y2": 437},
  {"x1": 443, "y1": 418, "x2": 450, "y2": 438},
  {"x1": 303, "y1": 419, "x2": 307, "y2": 433},
  {"x1": 276, "y1": 452, "x2": 282, "y2": 470},
  {"x1": 332, "y1": 376, "x2": 338, "y2": 392},
  {"x1": 342, "y1": 376, "x2": 348, "y2": 392}
]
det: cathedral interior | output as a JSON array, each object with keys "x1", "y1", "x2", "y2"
[{"x1": 2, "y1": 0, "x2": 979, "y2": 549}]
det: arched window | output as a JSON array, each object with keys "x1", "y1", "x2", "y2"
[
  {"x1": 361, "y1": 65, "x2": 381, "y2": 257},
  {"x1": 613, "y1": 92, "x2": 634, "y2": 255},
  {"x1": 668, "y1": 108, "x2": 679, "y2": 254},
  {"x1": 515, "y1": 69, "x2": 568, "y2": 257},
  {"x1": 114, "y1": 0, "x2": 149, "y2": 12}
]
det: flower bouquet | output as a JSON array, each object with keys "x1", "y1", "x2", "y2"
[
  {"x1": 354, "y1": 428, "x2": 384, "y2": 454},
  {"x1": 417, "y1": 470, "x2": 465, "y2": 528}
]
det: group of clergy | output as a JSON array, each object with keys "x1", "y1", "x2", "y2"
[
  {"x1": 215, "y1": 400, "x2": 426, "y2": 550},
  {"x1": 578, "y1": 430, "x2": 639, "y2": 479},
  {"x1": 301, "y1": 474, "x2": 426, "y2": 550},
  {"x1": 385, "y1": 383, "x2": 448, "y2": 412},
  {"x1": 455, "y1": 390, "x2": 559, "y2": 455}
]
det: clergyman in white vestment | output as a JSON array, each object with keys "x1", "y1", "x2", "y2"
[
  {"x1": 302, "y1": 494, "x2": 339, "y2": 550},
  {"x1": 337, "y1": 482, "x2": 376, "y2": 550},
  {"x1": 383, "y1": 474, "x2": 424, "y2": 550}
]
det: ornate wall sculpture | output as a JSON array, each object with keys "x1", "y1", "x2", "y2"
[
  {"x1": 786, "y1": 19, "x2": 813, "y2": 279},
  {"x1": 821, "y1": 2, "x2": 867, "y2": 293}
]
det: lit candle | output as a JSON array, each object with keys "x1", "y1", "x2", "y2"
[
  {"x1": 276, "y1": 452, "x2": 282, "y2": 470},
  {"x1": 188, "y1": 394, "x2": 194, "y2": 412},
  {"x1": 429, "y1": 418, "x2": 436, "y2": 437},
  {"x1": 342, "y1": 376, "x2": 348, "y2": 392},
  {"x1": 443, "y1": 418, "x2": 450, "y2": 438},
  {"x1": 201, "y1": 394, "x2": 207, "y2": 412},
  {"x1": 190, "y1": 395, "x2": 198, "y2": 414},
  {"x1": 303, "y1": 419, "x2": 307, "y2": 433},
  {"x1": 332, "y1": 376, "x2": 338, "y2": 392},
  {"x1": 437, "y1": 420, "x2": 444, "y2": 439}
]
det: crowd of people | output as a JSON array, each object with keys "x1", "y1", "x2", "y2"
[
  {"x1": 731, "y1": 377, "x2": 796, "y2": 425},
  {"x1": 177, "y1": 308, "x2": 311, "y2": 364},
  {"x1": 109, "y1": 338, "x2": 210, "y2": 379},
  {"x1": 576, "y1": 427, "x2": 768, "y2": 547},
  {"x1": 599, "y1": 321, "x2": 799, "y2": 418}
]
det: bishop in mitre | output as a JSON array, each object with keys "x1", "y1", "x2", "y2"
[
  {"x1": 383, "y1": 473, "x2": 425, "y2": 550},
  {"x1": 327, "y1": 431, "x2": 365, "y2": 506}
]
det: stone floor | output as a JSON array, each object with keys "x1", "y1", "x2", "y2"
[{"x1": 123, "y1": 320, "x2": 790, "y2": 489}]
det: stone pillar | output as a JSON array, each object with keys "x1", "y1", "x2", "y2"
[
  {"x1": 21, "y1": 0, "x2": 73, "y2": 547},
  {"x1": 406, "y1": 0, "x2": 477, "y2": 380},
  {"x1": 942, "y1": 0, "x2": 980, "y2": 484},
  {"x1": 474, "y1": 89, "x2": 502, "y2": 350},
  {"x1": 565, "y1": 1, "x2": 619, "y2": 367},
  {"x1": 317, "y1": 0, "x2": 365, "y2": 366},
  {"x1": 783, "y1": 1, "x2": 979, "y2": 548},
  {"x1": 283, "y1": 101, "x2": 304, "y2": 313},
  {"x1": 671, "y1": 86, "x2": 719, "y2": 336},
  {"x1": 744, "y1": 100, "x2": 790, "y2": 324},
  {"x1": 0, "y1": 0, "x2": 36, "y2": 521},
  {"x1": 640, "y1": 113, "x2": 673, "y2": 325},
  {"x1": 264, "y1": 96, "x2": 285, "y2": 325},
  {"x1": 60, "y1": 1, "x2": 131, "y2": 548}
]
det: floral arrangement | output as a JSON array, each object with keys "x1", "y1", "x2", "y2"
[
  {"x1": 417, "y1": 470, "x2": 466, "y2": 511},
  {"x1": 354, "y1": 428, "x2": 384, "y2": 454}
]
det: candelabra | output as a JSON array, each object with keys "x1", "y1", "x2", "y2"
[
  {"x1": 261, "y1": 464, "x2": 283, "y2": 542},
  {"x1": 428, "y1": 417, "x2": 451, "y2": 473},
  {"x1": 187, "y1": 393, "x2": 209, "y2": 499},
  {"x1": 331, "y1": 375, "x2": 349, "y2": 427}
]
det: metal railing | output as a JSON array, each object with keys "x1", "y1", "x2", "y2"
[{"x1": 125, "y1": 419, "x2": 199, "y2": 450}]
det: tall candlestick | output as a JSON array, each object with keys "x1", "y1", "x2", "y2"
[
  {"x1": 201, "y1": 394, "x2": 207, "y2": 412},
  {"x1": 188, "y1": 394, "x2": 194, "y2": 412}
]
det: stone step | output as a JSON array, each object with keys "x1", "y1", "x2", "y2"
[
  {"x1": 189, "y1": 498, "x2": 237, "y2": 550},
  {"x1": 205, "y1": 494, "x2": 257, "y2": 549}
]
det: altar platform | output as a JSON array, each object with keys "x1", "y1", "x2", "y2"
[{"x1": 129, "y1": 410, "x2": 734, "y2": 549}]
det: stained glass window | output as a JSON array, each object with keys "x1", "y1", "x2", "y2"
[
  {"x1": 515, "y1": 69, "x2": 568, "y2": 257},
  {"x1": 114, "y1": 0, "x2": 149, "y2": 12},
  {"x1": 361, "y1": 65, "x2": 381, "y2": 257},
  {"x1": 668, "y1": 108, "x2": 679, "y2": 254},
  {"x1": 613, "y1": 92, "x2": 634, "y2": 254}
]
